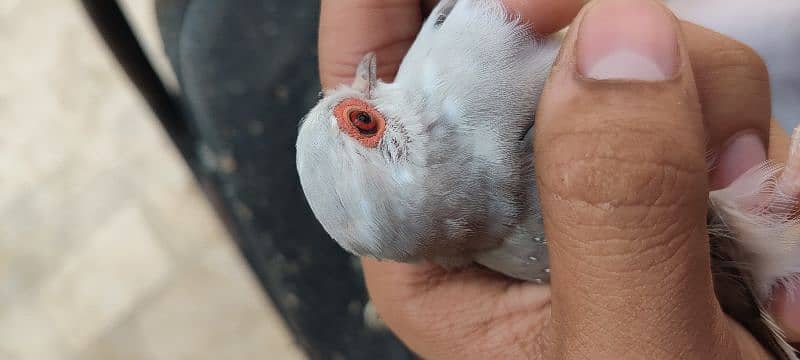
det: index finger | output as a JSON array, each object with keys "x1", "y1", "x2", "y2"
[
  {"x1": 319, "y1": 0, "x2": 423, "y2": 89},
  {"x1": 319, "y1": 0, "x2": 584, "y2": 89}
]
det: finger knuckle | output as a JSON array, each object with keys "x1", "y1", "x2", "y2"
[
  {"x1": 538, "y1": 120, "x2": 707, "y2": 272},
  {"x1": 540, "y1": 125, "x2": 704, "y2": 210},
  {"x1": 703, "y1": 41, "x2": 769, "y2": 86}
]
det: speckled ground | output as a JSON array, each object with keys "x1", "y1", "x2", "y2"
[{"x1": 0, "y1": 1, "x2": 304, "y2": 359}]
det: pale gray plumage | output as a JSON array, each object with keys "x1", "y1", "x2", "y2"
[
  {"x1": 298, "y1": 0, "x2": 557, "y2": 279},
  {"x1": 297, "y1": 0, "x2": 800, "y2": 358}
]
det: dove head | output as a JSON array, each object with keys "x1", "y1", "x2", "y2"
[{"x1": 296, "y1": 53, "x2": 428, "y2": 262}]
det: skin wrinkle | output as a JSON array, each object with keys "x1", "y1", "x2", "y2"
[
  {"x1": 702, "y1": 46, "x2": 770, "y2": 77},
  {"x1": 548, "y1": 220, "x2": 692, "y2": 291},
  {"x1": 695, "y1": 71, "x2": 769, "y2": 102},
  {"x1": 391, "y1": 270, "x2": 551, "y2": 359},
  {"x1": 550, "y1": 211, "x2": 698, "y2": 268},
  {"x1": 323, "y1": 54, "x2": 407, "y2": 80},
  {"x1": 556, "y1": 304, "x2": 669, "y2": 358},
  {"x1": 318, "y1": 0, "x2": 421, "y2": 88},
  {"x1": 606, "y1": 307, "x2": 677, "y2": 357},
  {"x1": 538, "y1": 112, "x2": 706, "y2": 165},
  {"x1": 403, "y1": 305, "x2": 467, "y2": 349},
  {"x1": 700, "y1": 63, "x2": 771, "y2": 85},
  {"x1": 537, "y1": 78, "x2": 707, "y2": 253},
  {"x1": 652, "y1": 289, "x2": 687, "y2": 330},
  {"x1": 691, "y1": 52, "x2": 768, "y2": 86},
  {"x1": 558, "y1": 283, "x2": 697, "y2": 358},
  {"x1": 322, "y1": 47, "x2": 411, "y2": 86},
  {"x1": 545, "y1": 99, "x2": 703, "y2": 129},
  {"x1": 547, "y1": 195, "x2": 699, "y2": 258},
  {"x1": 541, "y1": 110, "x2": 705, "y2": 139},
  {"x1": 695, "y1": 73, "x2": 770, "y2": 128},
  {"x1": 540, "y1": 160, "x2": 703, "y2": 213},
  {"x1": 538, "y1": 93, "x2": 709, "y2": 294},
  {"x1": 544, "y1": 160, "x2": 701, "y2": 207},
  {"x1": 418, "y1": 292, "x2": 541, "y2": 359},
  {"x1": 551, "y1": 245, "x2": 715, "y2": 357},
  {"x1": 545, "y1": 208, "x2": 694, "y2": 251},
  {"x1": 514, "y1": 309, "x2": 550, "y2": 359},
  {"x1": 542, "y1": 139, "x2": 705, "y2": 173},
  {"x1": 343, "y1": 35, "x2": 417, "y2": 64},
  {"x1": 541, "y1": 74, "x2": 712, "y2": 353},
  {"x1": 473, "y1": 310, "x2": 523, "y2": 354}
]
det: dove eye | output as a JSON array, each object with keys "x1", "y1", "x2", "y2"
[
  {"x1": 349, "y1": 111, "x2": 376, "y2": 134},
  {"x1": 334, "y1": 98, "x2": 386, "y2": 148}
]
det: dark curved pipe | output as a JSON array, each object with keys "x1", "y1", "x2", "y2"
[{"x1": 79, "y1": 0, "x2": 196, "y2": 168}]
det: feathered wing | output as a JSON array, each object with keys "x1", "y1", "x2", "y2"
[
  {"x1": 710, "y1": 163, "x2": 800, "y2": 298},
  {"x1": 394, "y1": 0, "x2": 560, "y2": 278},
  {"x1": 710, "y1": 212, "x2": 798, "y2": 360},
  {"x1": 709, "y1": 126, "x2": 800, "y2": 359}
]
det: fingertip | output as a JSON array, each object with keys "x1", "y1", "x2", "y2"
[
  {"x1": 502, "y1": 0, "x2": 584, "y2": 35},
  {"x1": 318, "y1": 0, "x2": 423, "y2": 89},
  {"x1": 770, "y1": 285, "x2": 800, "y2": 343},
  {"x1": 709, "y1": 131, "x2": 768, "y2": 190}
]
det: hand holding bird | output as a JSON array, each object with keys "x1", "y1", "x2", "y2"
[{"x1": 301, "y1": 0, "x2": 800, "y2": 358}]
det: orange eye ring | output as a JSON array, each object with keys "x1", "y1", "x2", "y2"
[{"x1": 334, "y1": 98, "x2": 386, "y2": 148}]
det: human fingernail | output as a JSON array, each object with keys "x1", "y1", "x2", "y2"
[
  {"x1": 711, "y1": 132, "x2": 767, "y2": 189},
  {"x1": 577, "y1": 0, "x2": 679, "y2": 81}
]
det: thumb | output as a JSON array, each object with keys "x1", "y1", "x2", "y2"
[{"x1": 535, "y1": 0, "x2": 743, "y2": 358}]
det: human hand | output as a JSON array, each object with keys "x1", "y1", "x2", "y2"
[
  {"x1": 318, "y1": 0, "x2": 583, "y2": 88},
  {"x1": 318, "y1": 0, "x2": 790, "y2": 358}
]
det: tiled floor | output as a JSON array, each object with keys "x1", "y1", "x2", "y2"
[{"x1": 0, "y1": 1, "x2": 304, "y2": 359}]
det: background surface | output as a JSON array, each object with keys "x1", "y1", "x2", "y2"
[{"x1": 0, "y1": 1, "x2": 304, "y2": 358}]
